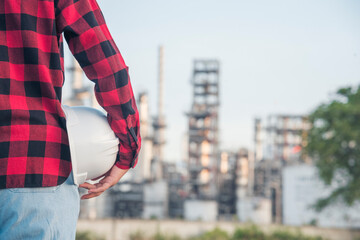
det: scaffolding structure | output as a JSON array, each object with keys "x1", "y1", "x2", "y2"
[
  {"x1": 218, "y1": 151, "x2": 237, "y2": 220},
  {"x1": 253, "y1": 114, "x2": 310, "y2": 223},
  {"x1": 264, "y1": 115, "x2": 309, "y2": 163},
  {"x1": 186, "y1": 60, "x2": 220, "y2": 200}
]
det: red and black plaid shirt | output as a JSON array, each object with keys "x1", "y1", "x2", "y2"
[{"x1": 0, "y1": 0, "x2": 141, "y2": 189}]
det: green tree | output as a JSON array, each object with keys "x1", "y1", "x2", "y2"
[{"x1": 305, "y1": 86, "x2": 360, "y2": 211}]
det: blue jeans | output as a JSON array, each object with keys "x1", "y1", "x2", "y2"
[{"x1": 0, "y1": 172, "x2": 80, "y2": 240}]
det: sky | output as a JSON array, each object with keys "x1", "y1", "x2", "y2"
[{"x1": 63, "y1": 0, "x2": 360, "y2": 163}]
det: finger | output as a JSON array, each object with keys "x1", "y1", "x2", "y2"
[
  {"x1": 88, "y1": 184, "x2": 111, "y2": 194},
  {"x1": 88, "y1": 182, "x2": 112, "y2": 194},
  {"x1": 81, "y1": 191, "x2": 103, "y2": 200},
  {"x1": 79, "y1": 182, "x2": 96, "y2": 190},
  {"x1": 81, "y1": 192, "x2": 102, "y2": 199}
]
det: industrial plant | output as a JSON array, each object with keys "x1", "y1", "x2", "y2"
[{"x1": 65, "y1": 45, "x2": 359, "y2": 229}]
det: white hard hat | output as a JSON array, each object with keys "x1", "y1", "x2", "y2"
[{"x1": 62, "y1": 105, "x2": 119, "y2": 185}]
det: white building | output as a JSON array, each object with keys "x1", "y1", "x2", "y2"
[
  {"x1": 184, "y1": 200, "x2": 218, "y2": 221},
  {"x1": 283, "y1": 164, "x2": 360, "y2": 228},
  {"x1": 143, "y1": 180, "x2": 168, "y2": 219},
  {"x1": 237, "y1": 197, "x2": 272, "y2": 225}
]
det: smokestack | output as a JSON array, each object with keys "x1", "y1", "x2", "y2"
[
  {"x1": 255, "y1": 118, "x2": 263, "y2": 162},
  {"x1": 153, "y1": 45, "x2": 166, "y2": 180},
  {"x1": 158, "y1": 46, "x2": 164, "y2": 118}
]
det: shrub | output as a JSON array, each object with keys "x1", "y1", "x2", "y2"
[
  {"x1": 129, "y1": 230, "x2": 147, "y2": 240},
  {"x1": 152, "y1": 232, "x2": 166, "y2": 240},
  {"x1": 152, "y1": 232, "x2": 182, "y2": 240},
  {"x1": 232, "y1": 225, "x2": 265, "y2": 240},
  {"x1": 191, "y1": 227, "x2": 229, "y2": 240},
  {"x1": 76, "y1": 231, "x2": 105, "y2": 240},
  {"x1": 269, "y1": 230, "x2": 325, "y2": 240}
]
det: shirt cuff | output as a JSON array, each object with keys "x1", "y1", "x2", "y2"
[
  {"x1": 114, "y1": 127, "x2": 141, "y2": 169},
  {"x1": 115, "y1": 157, "x2": 139, "y2": 169},
  {"x1": 115, "y1": 162, "x2": 131, "y2": 170}
]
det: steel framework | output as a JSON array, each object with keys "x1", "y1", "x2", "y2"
[{"x1": 186, "y1": 59, "x2": 220, "y2": 200}]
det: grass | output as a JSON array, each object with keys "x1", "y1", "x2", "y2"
[{"x1": 126, "y1": 225, "x2": 327, "y2": 240}]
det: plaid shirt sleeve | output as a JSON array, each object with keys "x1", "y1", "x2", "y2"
[{"x1": 55, "y1": 0, "x2": 141, "y2": 169}]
